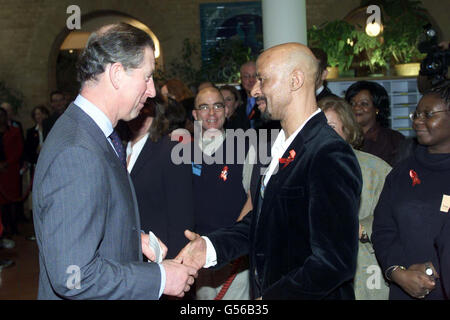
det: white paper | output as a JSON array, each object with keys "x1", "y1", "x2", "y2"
[{"x1": 148, "y1": 231, "x2": 163, "y2": 263}]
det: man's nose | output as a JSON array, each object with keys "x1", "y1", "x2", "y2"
[
  {"x1": 146, "y1": 78, "x2": 156, "y2": 98},
  {"x1": 250, "y1": 80, "x2": 261, "y2": 98}
]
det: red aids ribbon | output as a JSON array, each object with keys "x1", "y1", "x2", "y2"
[
  {"x1": 279, "y1": 150, "x2": 296, "y2": 169},
  {"x1": 248, "y1": 109, "x2": 255, "y2": 120},
  {"x1": 409, "y1": 169, "x2": 421, "y2": 186},
  {"x1": 220, "y1": 166, "x2": 229, "y2": 181}
]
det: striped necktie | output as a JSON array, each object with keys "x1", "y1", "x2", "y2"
[{"x1": 109, "y1": 130, "x2": 126, "y2": 168}]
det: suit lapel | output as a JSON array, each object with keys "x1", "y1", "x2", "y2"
[
  {"x1": 67, "y1": 104, "x2": 138, "y2": 202},
  {"x1": 130, "y1": 136, "x2": 158, "y2": 177},
  {"x1": 254, "y1": 112, "x2": 327, "y2": 231},
  {"x1": 65, "y1": 104, "x2": 123, "y2": 169}
]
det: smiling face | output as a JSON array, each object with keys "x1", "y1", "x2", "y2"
[
  {"x1": 413, "y1": 93, "x2": 450, "y2": 153},
  {"x1": 192, "y1": 88, "x2": 226, "y2": 132},
  {"x1": 349, "y1": 89, "x2": 378, "y2": 131},
  {"x1": 251, "y1": 53, "x2": 290, "y2": 121},
  {"x1": 119, "y1": 46, "x2": 156, "y2": 122}
]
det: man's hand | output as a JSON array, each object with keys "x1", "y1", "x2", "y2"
[
  {"x1": 141, "y1": 232, "x2": 167, "y2": 262},
  {"x1": 162, "y1": 258, "x2": 198, "y2": 297},
  {"x1": 175, "y1": 229, "x2": 207, "y2": 270}
]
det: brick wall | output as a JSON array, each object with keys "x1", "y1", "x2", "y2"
[{"x1": 0, "y1": 0, "x2": 448, "y2": 129}]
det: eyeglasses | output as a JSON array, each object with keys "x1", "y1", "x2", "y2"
[
  {"x1": 195, "y1": 103, "x2": 225, "y2": 112},
  {"x1": 409, "y1": 109, "x2": 448, "y2": 121}
]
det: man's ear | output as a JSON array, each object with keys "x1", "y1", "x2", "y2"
[
  {"x1": 321, "y1": 69, "x2": 329, "y2": 81},
  {"x1": 290, "y1": 69, "x2": 304, "y2": 91},
  {"x1": 192, "y1": 109, "x2": 198, "y2": 121},
  {"x1": 109, "y1": 62, "x2": 124, "y2": 90}
]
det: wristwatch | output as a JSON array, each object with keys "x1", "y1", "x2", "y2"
[{"x1": 385, "y1": 265, "x2": 406, "y2": 281}]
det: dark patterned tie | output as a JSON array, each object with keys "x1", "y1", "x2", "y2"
[{"x1": 109, "y1": 130, "x2": 126, "y2": 168}]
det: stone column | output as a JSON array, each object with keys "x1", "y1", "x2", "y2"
[{"x1": 261, "y1": 0, "x2": 307, "y2": 50}]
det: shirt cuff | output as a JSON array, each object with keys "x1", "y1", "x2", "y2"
[
  {"x1": 158, "y1": 263, "x2": 166, "y2": 298},
  {"x1": 202, "y1": 236, "x2": 218, "y2": 268}
]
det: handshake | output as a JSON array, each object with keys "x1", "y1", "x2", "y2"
[{"x1": 141, "y1": 229, "x2": 208, "y2": 298}]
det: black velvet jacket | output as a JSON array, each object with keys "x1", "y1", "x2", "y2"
[{"x1": 208, "y1": 112, "x2": 362, "y2": 299}]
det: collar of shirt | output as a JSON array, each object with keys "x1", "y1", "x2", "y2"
[
  {"x1": 197, "y1": 130, "x2": 225, "y2": 157},
  {"x1": 126, "y1": 132, "x2": 149, "y2": 173},
  {"x1": 35, "y1": 124, "x2": 44, "y2": 146},
  {"x1": 263, "y1": 108, "x2": 322, "y2": 187},
  {"x1": 315, "y1": 85, "x2": 324, "y2": 96},
  {"x1": 74, "y1": 94, "x2": 114, "y2": 139}
]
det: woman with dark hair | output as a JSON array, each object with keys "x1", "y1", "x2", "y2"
[
  {"x1": 345, "y1": 81, "x2": 405, "y2": 166},
  {"x1": 128, "y1": 94, "x2": 194, "y2": 264},
  {"x1": 319, "y1": 96, "x2": 391, "y2": 300},
  {"x1": 220, "y1": 85, "x2": 249, "y2": 131},
  {"x1": 372, "y1": 80, "x2": 450, "y2": 300}
]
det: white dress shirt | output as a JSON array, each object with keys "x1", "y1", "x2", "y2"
[
  {"x1": 126, "y1": 133, "x2": 149, "y2": 173},
  {"x1": 203, "y1": 108, "x2": 322, "y2": 268},
  {"x1": 316, "y1": 85, "x2": 324, "y2": 97}
]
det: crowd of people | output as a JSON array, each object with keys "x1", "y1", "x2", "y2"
[
  {"x1": 0, "y1": 22, "x2": 449, "y2": 301},
  {"x1": 0, "y1": 91, "x2": 72, "y2": 269}
]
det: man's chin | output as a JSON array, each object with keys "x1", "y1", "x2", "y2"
[{"x1": 261, "y1": 110, "x2": 273, "y2": 121}]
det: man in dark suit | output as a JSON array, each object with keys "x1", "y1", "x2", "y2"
[
  {"x1": 42, "y1": 91, "x2": 67, "y2": 140},
  {"x1": 239, "y1": 61, "x2": 260, "y2": 128},
  {"x1": 33, "y1": 23, "x2": 196, "y2": 300},
  {"x1": 310, "y1": 47, "x2": 337, "y2": 102},
  {"x1": 127, "y1": 100, "x2": 195, "y2": 260},
  {"x1": 177, "y1": 42, "x2": 362, "y2": 300}
]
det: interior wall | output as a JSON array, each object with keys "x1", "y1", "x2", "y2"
[{"x1": 0, "y1": 0, "x2": 447, "y2": 128}]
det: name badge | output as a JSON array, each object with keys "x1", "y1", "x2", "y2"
[
  {"x1": 192, "y1": 163, "x2": 202, "y2": 176},
  {"x1": 440, "y1": 194, "x2": 450, "y2": 213}
]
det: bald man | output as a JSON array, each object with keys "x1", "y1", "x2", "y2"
[
  {"x1": 177, "y1": 43, "x2": 362, "y2": 300},
  {"x1": 191, "y1": 87, "x2": 252, "y2": 300}
]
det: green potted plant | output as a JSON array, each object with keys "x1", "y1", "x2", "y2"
[
  {"x1": 203, "y1": 37, "x2": 257, "y2": 84},
  {"x1": 308, "y1": 20, "x2": 357, "y2": 78},
  {"x1": 370, "y1": 0, "x2": 429, "y2": 75},
  {"x1": 353, "y1": 30, "x2": 389, "y2": 76}
]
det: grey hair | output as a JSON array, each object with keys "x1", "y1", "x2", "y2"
[{"x1": 76, "y1": 23, "x2": 154, "y2": 85}]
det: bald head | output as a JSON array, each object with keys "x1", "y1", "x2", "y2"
[
  {"x1": 252, "y1": 43, "x2": 319, "y2": 136},
  {"x1": 259, "y1": 43, "x2": 318, "y2": 88},
  {"x1": 194, "y1": 86, "x2": 223, "y2": 107}
]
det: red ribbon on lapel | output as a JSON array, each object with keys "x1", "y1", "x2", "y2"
[
  {"x1": 220, "y1": 166, "x2": 229, "y2": 181},
  {"x1": 409, "y1": 169, "x2": 421, "y2": 186},
  {"x1": 279, "y1": 150, "x2": 296, "y2": 169},
  {"x1": 248, "y1": 109, "x2": 255, "y2": 120}
]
